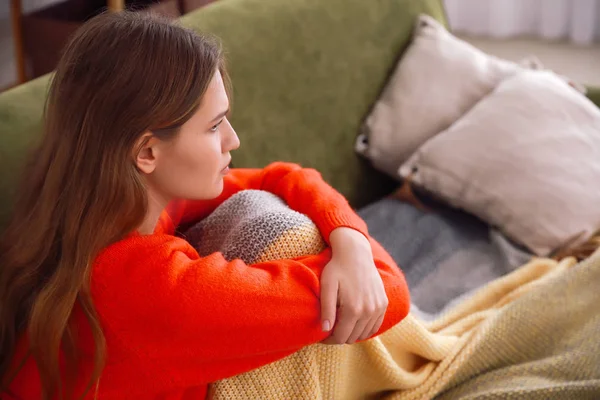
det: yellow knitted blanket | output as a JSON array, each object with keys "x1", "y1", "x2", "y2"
[{"x1": 187, "y1": 190, "x2": 600, "y2": 400}]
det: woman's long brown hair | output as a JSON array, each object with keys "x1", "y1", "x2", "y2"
[{"x1": 0, "y1": 11, "x2": 227, "y2": 399}]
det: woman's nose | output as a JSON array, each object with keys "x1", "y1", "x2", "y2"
[{"x1": 222, "y1": 118, "x2": 240, "y2": 152}]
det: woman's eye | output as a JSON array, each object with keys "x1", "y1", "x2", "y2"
[{"x1": 210, "y1": 119, "x2": 224, "y2": 132}]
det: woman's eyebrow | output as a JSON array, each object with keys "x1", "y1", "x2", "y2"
[{"x1": 210, "y1": 109, "x2": 230, "y2": 123}]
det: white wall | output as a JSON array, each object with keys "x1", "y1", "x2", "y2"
[
  {"x1": 597, "y1": 5, "x2": 600, "y2": 39},
  {"x1": 444, "y1": 0, "x2": 600, "y2": 43}
]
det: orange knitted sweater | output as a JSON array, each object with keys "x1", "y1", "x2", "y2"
[{"x1": 5, "y1": 162, "x2": 410, "y2": 399}]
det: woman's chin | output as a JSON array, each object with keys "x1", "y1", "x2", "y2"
[{"x1": 211, "y1": 180, "x2": 225, "y2": 197}]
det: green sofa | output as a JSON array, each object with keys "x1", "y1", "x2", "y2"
[
  {"x1": 0, "y1": 0, "x2": 448, "y2": 229},
  {"x1": 0, "y1": 0, "x2": 598, "y2": 232}
]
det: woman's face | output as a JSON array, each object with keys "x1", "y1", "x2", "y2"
[{"x1": 138, "y1": 70, "x2": 240, "y2": 202}]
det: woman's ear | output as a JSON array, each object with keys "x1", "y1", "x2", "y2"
[{"x1": 134, "y1": 132, "x2": 159, "y2": 174}]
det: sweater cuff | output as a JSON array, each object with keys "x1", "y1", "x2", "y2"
[{"x1": 319, "y1": 210, "x2": 370, "y2": 245}]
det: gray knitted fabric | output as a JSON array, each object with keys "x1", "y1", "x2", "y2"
[
  {"x1": 183, "y1": 189, "x2": 325, "y2": 264},
  {"x1": 357, "y1": 197, "x2": 533, "y2": 316},
  {"x1": 183, "y1": 189, "x2": 533, "y2": 319}
]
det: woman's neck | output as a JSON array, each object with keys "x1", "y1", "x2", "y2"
[{"x1": 139, "y1": 188, "x2": 170, "y2": 235}]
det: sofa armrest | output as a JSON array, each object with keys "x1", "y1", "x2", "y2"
[{"x1": 586, "y1": 85, "x2": 600, "y2": 108}]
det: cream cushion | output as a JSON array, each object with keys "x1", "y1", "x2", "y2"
[
  {"x1": 356, "y1": 14, "x2": 529, "y2": 177},
  {"x1": 399, "y1": 70, "x2": 600, "y2": 256}
]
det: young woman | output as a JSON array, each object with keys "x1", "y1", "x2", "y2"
[{"x1": 0, "y1": 12, "x2": 410, "y2": 399}]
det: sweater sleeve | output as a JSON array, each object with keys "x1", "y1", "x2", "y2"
[
  {"x1": 92, "y1": 234, "x2": 409, "y2": 392},
  {"x1": 173, "y1": 162, "x2": 368, "y2": 244}
]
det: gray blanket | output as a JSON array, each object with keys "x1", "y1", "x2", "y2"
[
  {"x1": 184, "y1": 189, "x2": 532, "y2": 318},
  {"x1": 183, "y1": 190, "x2": 599, "y2": 400},
  {"x1": 358, "y1": 197, "x2": 533, "y2": 317}
]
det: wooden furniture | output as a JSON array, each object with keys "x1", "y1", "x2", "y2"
[
  {"x1": 8, "y1": 0, "x2": 215, "y2": 88},
  {"x1": 9, "y1": 0, "x2": 125, "y2": 88},
  {"x1": 9, "y1": 0, "x2": 26, "y2": 86},
  {"x1": 107, "y1": 0, "x2": 126, "y2": 11}
]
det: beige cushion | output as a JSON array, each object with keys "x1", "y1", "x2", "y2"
[
  {"x1": 399, "y1": 70, "x2": 600, "y2": 256},
  {"x1": 356, "y1": 14, "x2": 528, "y2": 177}
]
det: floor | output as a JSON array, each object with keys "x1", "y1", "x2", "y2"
[{"x1": 459, "y1": 35, "x2": 600, "y2": 87}]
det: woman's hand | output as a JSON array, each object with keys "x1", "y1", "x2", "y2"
[{"x1": 319, "y1": 227, "x2": 389, "y2": 345}]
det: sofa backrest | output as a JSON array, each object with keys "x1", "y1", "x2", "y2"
[{"x1": 0, "y1": 0, "x2": 447, "y2": 228}]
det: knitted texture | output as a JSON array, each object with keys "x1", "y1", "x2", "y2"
[
  {"x1": 185, "y1": 190, "x2": 326, "y2": 263},
  {"x1": 5, "y1": 163, "x2": 411, "y2": 400},
  {"x1": 187, "y1": 190, "x2": 600, "y2": 400}
]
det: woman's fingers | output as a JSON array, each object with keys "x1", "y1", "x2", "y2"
[
  {"x1": 357, "y1": 292, "x2": 388, "y2": 342},
  {"x1": 320, "y1": 280, "x2": 339, "y2": 333},
  {"x1": 362, "y1": 312, "x2": 385, "y2": 341},
  {"x1": 357, "y1": 314, "x2": 379, "y2": 342},
  {"x1": 329, "y1": 287, "x2": 389, "y2": 344},
  {"x1": 345, "y1": 314, "x2": 372, "y2": 344},
  {"x1": 329, "y1": 304, "x2": 361, "y2": 344}
]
